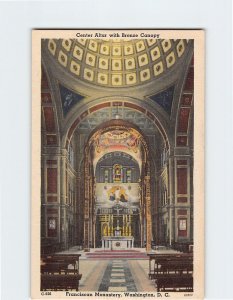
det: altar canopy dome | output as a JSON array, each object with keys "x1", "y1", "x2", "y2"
[{"x1": 46, "y1": 38, "x2": 190, "y2": 87}]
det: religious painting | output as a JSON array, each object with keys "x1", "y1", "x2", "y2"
[{"x1": 31, "y1": 30, "x2": 204, "y2": 300}]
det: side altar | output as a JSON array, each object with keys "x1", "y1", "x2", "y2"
[{"x1": 102, "y1": 236, "x2": 134, "y2": 250}]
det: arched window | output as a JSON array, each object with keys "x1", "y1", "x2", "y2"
[
  {"x1": 104, "y1": 169, "x2": 109, "y2": 182},
  {"x1": 113, "y1": 164, "x2": 122, "y2": 182},
  {"x1": 126, "y1": 169, "x2": 132, "y2": 183}
]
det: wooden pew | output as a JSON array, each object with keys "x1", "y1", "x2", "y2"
[
  {"x1": 147, "y1": 253, "x2": 193, "y2": 292},
  {"x1": 41, "y1": 242, "x2": 64, "y2": 255},
  {"x1": 41, "y1": 254, "x2": 82, "y2": 291},
  {"x1": 155, "y1": 259, "x2": 193, "y2": 276},
  {"x1": 41, "y1": 274, "x2": 82, "y2": 291},
  {"x1": 41, "y1": 262, "x2": 70, "y2": 274},
  {"x1": 147, "y1": 253, "x2": 192, "y2": 279},
  {"x1": 42, "y1": 254, "x2": 81, "y2": 273},
  {"x1": 156, "y1": 275, "x2": 193, "y2": 292}
]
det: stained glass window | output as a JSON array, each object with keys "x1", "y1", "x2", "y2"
[{"x1": 104, "y1": 169, "x2": 109, "y2": 182}]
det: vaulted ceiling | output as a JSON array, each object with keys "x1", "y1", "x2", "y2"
[
  {"x1": 41, "y1": 38, "x2": 194, "y2": 155},
  {"x1": 77, "y1": 106, "x2": 158, "y2": 134},
  {"x1": 46, "y1": 38, "x2": 190, "y2": 88}
]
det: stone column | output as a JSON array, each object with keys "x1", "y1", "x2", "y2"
[
  {"x1": 111, "y1": 215, "x2": 114, "y2": 236},
  {"x1": 145, "y1": 174, "x2": 152, "y2": 252},
  {"x1": 129, "y1": 215, "x2": 132, "y2": 236},
  {"x1": 83, "y1": 143, "x2": 96, "y2": 250},
  {"x1": 89, "y1": 172, "x2": 93, "y2": 247},
  {"x1": 84, "y1": 156, "x2": 90, "y2": 249},
  {"x1": 93, "y1": 219, "x2": 96, "y2": 248},
  {"x1": 108, "y1": 216, "x2": 111, "y2": 236},
  {"x1": 60, "y1": 149, "x2": 67, "y2": 249},
  {"x1": 75, "y1": 173, "x2": 81, "y2": 245},
  {"x1": 168, "y1": 157, "x2": 174, "y2": 246},
  {"x1": 139, "y1": 180, "x2": 144, "y2": 247}
]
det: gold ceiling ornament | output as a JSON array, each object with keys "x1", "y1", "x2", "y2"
[{"x1": 47, "y1": 39, "x2": 190, "y2": 87}]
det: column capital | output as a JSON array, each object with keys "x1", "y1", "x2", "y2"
[
  {"x1": 61, "y1": 148, "x2": 68, "y2": 156},
  {"x1": 144, "y1": 175, "x2": 150, "y2": 181}
]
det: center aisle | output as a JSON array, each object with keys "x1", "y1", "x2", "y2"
[
  {"x1": 59, "y1": 247, "x2": 156, "y2": 291},
  {"x1": 98, "y1": 260, "x2": 137, "y2": 292},
  {"x1": 78, "y1": 258, "x2": 155, "y2": 291}
]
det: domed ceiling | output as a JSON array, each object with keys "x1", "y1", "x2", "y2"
[{"x1": 46, "y1": 38, "x2": 190, "y2": 88}]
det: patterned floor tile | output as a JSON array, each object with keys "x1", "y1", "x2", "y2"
[
  {"x1": 110, "y1": 279, "x2": 126, "y2": 283},
  {"x1": 111, "y1": 273, "x2": 125, "y2": 277},
  {"x1": 98, "y1": 260, "x2": 137, "y2": 292},
  {"x1": 108, "y1": 286, "x2": 127, "y2": 292}
]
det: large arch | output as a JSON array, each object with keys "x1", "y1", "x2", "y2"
[
  {"x1": 82, "y1": 119, "x2": 152, "y2": 251},
  {"x1": 62, "y1": 99, "x2": 171, "y2": 151}
]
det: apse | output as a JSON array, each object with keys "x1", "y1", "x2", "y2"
[{"x1": 95, "y1": 151, "x2": 140, "y2": 208}]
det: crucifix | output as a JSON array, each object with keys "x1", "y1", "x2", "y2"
[{"x1": 116, "y1": 206, "x2": 120, "y2": 216}]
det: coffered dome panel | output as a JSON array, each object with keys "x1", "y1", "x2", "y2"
[{"x1": 46, "y1": 39, "x2": 190, "y2": 88}]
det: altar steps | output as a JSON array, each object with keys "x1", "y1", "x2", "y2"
[
  {"x1": 95, "y1": 249, "x2": 140, "y2": 252},
  {"x1": 84, "y1": 250, "x2": 147, "y2": 260}
]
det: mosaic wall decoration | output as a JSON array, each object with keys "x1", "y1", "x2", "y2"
[
  {"x1": 59, "y1": 84, "x2": 85, "y2": 116},
  {"x1": 149, "y1": 85, "x2": 175, "y2": 115}
]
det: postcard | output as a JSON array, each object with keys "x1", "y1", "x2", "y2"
[{"x1": 31, "y1": 29, "x2": 204, "y2": 300}]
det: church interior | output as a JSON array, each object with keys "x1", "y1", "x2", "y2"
[{"x1": 40, "y1": 38, "x2": 194, "y2": 292}]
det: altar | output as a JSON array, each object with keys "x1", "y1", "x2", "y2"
[{"x1": 102, "y1": 236, "x2": 134, "y2": 250}]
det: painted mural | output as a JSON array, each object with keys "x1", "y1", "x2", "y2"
[
  {"x1": 92, "y1": 128, "x2": 142, "y2": 170},
  {"x1": 95, "y1": 183, "x2": 140, "y2": 208}
]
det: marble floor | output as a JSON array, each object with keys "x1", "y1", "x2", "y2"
[
  {"x1": 57, "y1": 247, "x2": 179, "y2": 292},
  {"x1": 78, "y1": 258, "x2": 155, "y2": 292}
]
